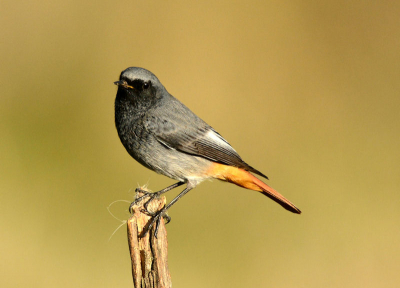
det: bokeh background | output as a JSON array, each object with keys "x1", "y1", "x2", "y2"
[{"x1": 1, "y1": 1, "x2": 399, "y2": 287}]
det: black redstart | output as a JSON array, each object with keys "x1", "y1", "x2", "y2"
[{"x1": 114, "y1": 67, "x2": 301, "y2": 236}]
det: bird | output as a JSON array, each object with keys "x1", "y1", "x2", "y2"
[{"x1": 114, "y1": 67, "x2": 301, "y2": 237}]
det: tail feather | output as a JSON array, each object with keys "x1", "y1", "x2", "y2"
[
  {"x1": 252, "y1": 175, "x2": 301, "y2": 214},
  {"x1": 208, "y1": 163, "x2": 301, "y2": 214}
]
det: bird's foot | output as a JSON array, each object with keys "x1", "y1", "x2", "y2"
[
  {"x1": 141, "y1": 207, "x2": 170, "y2": 238},
  {"x1": 129, "y1": 188, "x2": 160, "y2": 213}
]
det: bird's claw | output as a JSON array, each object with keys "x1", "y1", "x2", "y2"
[
  {"x1": 141, "y1": 208, "x2": 170, "y2": 238},
  {"x1": 143, "y1": 195, "x2": 158, "y2": 213},
  {"x1": 129, "y1": 188, "x2": 159, "y2": 213},
  {"x1": 163, "y1": 213, "x2": 171, "y2": 224}
]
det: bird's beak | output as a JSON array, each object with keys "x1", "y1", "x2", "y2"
[{"x1": 114, "y1": 80, "x2": 134, "y2": 89}]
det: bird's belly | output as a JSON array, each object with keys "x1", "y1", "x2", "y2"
[{"x1": 122, "y1": 135, "x2": 212, "y2": 183}]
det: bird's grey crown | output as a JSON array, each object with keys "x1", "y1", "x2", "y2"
[{"x1": 120, "y1": 67, "x2": 161, "y2": 85}]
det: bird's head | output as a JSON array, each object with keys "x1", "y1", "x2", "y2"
[{"x1": 114, "y1": 67, "x2": 165, "y2": 109}]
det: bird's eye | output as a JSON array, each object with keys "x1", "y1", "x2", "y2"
[{"x1": 143, "y1": 82, "x2": 150, "y2": 90}]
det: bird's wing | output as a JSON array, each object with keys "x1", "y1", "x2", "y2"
[{"x1": 144, "y1": 112, "x2": 268, "y2": 179}]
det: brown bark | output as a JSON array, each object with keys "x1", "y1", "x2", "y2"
[{"x1": 127, "y1": 190, "x2": 172, "y2": 288}]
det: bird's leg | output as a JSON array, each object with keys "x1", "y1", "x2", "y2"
[
  {"x1": 141, "y1": 185, "x2": 193, "y2": 238},
  {"x1": 129, "y1": 181, "x2": 184, "y2": 213}
]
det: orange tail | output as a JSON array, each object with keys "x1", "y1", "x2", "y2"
[{"x1": 207, "y1": 163, "x2": 301, "y2": 214}]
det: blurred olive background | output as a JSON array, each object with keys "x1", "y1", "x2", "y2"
[{"x1": 1, "y1": 1, "x2": 399, "y2": 287}]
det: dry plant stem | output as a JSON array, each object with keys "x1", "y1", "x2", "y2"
[{"x1": 127, "y1": 190, "x2": 172, "y2": 288}]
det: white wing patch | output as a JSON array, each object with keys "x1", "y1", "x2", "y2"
[{"x1": 205, "y1": 129, "x2": 238, "y2": 153}]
